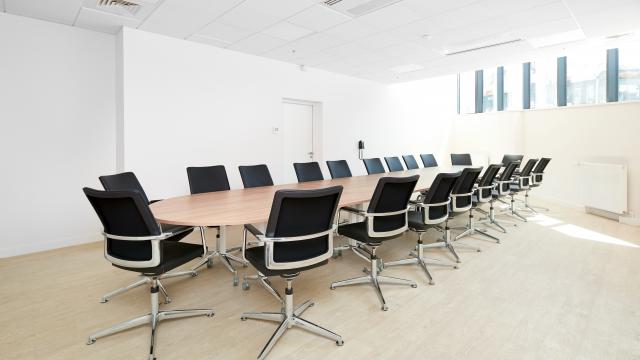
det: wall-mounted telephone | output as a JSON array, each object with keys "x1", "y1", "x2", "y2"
[{"x1": 358, "y1": 140, "x2": 365, "y2": 159}]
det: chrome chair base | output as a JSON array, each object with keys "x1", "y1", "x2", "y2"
[
  {"x1": 191, "y1": 226, "x2": 248, "y2": 286},
  {"x1": 242, "y1": 278, "x2": 343, "y2": 360},
  {"x1": 100, "y1": 270, "x2": 196, "y2": 304},
  {"x1": 516, "y1": 190, "x2": 550, "y2": 213},
  {"x1": 496, "y1": 195, "x2": 528, "y2": 222},
  {"x1": 476, "y1": 201, "x2": 515, "y2": 233},
  {"x1": 330, "y1": 245, "x2": 417, "y2": 311},
  {"x1": 88, "y1": 278, "x2": 214, "y2": 360},
  {"x1": 384, "y1": 233, "x2": 458, "y2": 285},
  {"x1": 453, "y1": 209, "x2": 501, "y2": 244}
]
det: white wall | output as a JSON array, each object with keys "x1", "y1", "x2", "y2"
[
  {"x1": 120, "y1": 28, "x2": 456, "y2": 199},
  {"x1": 452, "y1": 103, "x2": 640, "y2": 224},
  {"x1": 0, "y1": 13, "x2": 116, "y2": 257}
]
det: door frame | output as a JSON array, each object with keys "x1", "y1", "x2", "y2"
[{"x1": 281, "y1": 97, "x2": 323, "y2": 167}]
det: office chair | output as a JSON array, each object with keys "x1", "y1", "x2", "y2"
[
  {"x1": 477, "y1": 161, "x2": 520, "y2": 233},
  {"x1": 402, "y1": 155, "x2": 420, "y2": 170},
  {"x1": 384, "y1": 156, "x2": 405, "y2": 172},
  {"x1": 186, "y1": 165, "x2": 247, "y2": 284},
  {"x1": 451, "y1": 153, "x2": 472, "y2": 166},
  {"x1": 453, "y1": 164, "x2": 502, "y2": 244},
  {"x1": 362, "y1": 158, "x2": 386, "y2": 174},
  {"x1": 293, "y1": 162, "x2": 324, "y2": 182},
  {"x1": 83, "y1": 188, "x2": 214, "y2": 360},
  {"x1": 98, "y1": 172, "x2": 196, "y2": 303},
  {"x1": 239, "y1": 164, "x2": 274, "y2": 188},
  {"x1": 523, "y1": 157, "x2": 551, "y2": 212},
  {"x1": 384, "y1": 172, "x2": 460, "y2": 285},
  {"x1": 420, "y1": 153, "x2": 438, "y2": 167},
  {"x1": 500, "y1": 158, "x2": 538, "y2": 222},
  {"x1": 240, "y1": 186, "x2": 344, "y2": 360},
  {"x1": 501, "y1": 154, "x2": 524, "y2": 167},
  {"x1": 444, "y1": 167, "x2": 485, "y2": 256},
  {"x1": 330, "y1": 176, "x2": 419, "y2": 311},
  {"x1": 326, "y1": 160, "x2": 352, "y2": 179}
]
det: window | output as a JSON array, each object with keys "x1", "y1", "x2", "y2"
[
  {"x1": 619, "y1": 45, "x2": 640, "y2": 102},
  {"x1": 503, "y1": 64, "x2": 522, "y2": 110},
  {"x1": 567, "y1": 51, "x2": 606, "y2": 105},
  {"x1": 530, "y1": 58, "x2": 557, "y2": 108},
  {"x1": 459, "y1": 71, "x2": 475, "y2": 113},
  {"x1": 483, "y1": 68, "x2": 496, "y2": 112}
]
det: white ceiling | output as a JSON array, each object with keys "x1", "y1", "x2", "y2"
[{"x1": 3, "y1": 0, "x2": 640, "y2": 83}]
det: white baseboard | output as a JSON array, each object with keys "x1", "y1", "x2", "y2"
[
  {"x1": 531, "y1": 194, "x2": 640, "y2": 227},
  {"x1": 620, "y1": 216, "x2": 640, "y2": 227},
  {"x1": 0, "y1": 234, "x2": 100, "y2": 259}
]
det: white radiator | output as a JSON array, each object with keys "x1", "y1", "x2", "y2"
[{"x1": 576, "y1": 162, "x2": 628, "y2": 215}]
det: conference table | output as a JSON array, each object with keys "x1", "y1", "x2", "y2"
[{"x1": 150, "y1": 166, "x2": 465, "y2": 270}]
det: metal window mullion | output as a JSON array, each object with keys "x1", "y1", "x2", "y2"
[
  {"x1": 475, "y1": 70, "x2": 483, "y2": 113},
  {"x1": 607, "y1": 48, "x2": 619, "y2": 102},
  {"x1": 523, "y1": 62, "x2": 531, "y2": 109},
  {"x1": 497, "y1": 66, "x2": 504, "y2": 111},
  {"x1": 557, "y1": 56, "x2": 567, "y2": 106}
]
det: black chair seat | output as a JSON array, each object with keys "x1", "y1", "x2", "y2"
[
  {"x1": 407, "y1": 211, "x2": 441, "y2": 231},
  {"x1": 338, "y1": 222, "x2": 403, "y2": 245},
  {"x1": 244, "y1": 246, "x2": 327, "y2": 276},
  {"x1": 510, "y1": 184, "x2": 525, "y2": 192},
  {"x1": 114, "y1": 241, "x2": 203, "y2": 275}
]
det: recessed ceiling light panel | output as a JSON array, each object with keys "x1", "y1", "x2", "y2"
[{"x1": 389, "y1": 64, "x2": 424, "y2": 73}]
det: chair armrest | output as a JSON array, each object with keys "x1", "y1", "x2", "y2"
[
  {"x1": 149, "y1": 199, "x2": 163, "y2": 204},
  {"x1": 340, "y1": 206, "x2": 365, "y2": 215},
  {"x1": 244, "y1": 224, "x2": 264, "y2": 239}
]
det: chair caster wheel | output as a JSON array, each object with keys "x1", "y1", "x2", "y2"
[
  {"x1": 454, "y1": 265, "x2": 459, "y2": 269},
  {"x1": 429, "y1": 280, "x2": 435, "y2": 285},
  {"x1": 206, "y1": 259, "x2": 213, "y2": 268},
  {"x1": 241, "y1": 316, "x2": 247, "y2": 321},
  {"x1": 191, "y1": 272, "x2": 199, "y2": 277},
  {"x1": 336, "y1": 340, "x2": 344, "y2": 346},
  {"x1": 86, "y1": 338, "x2": 96, "y2": 345},
  {"x1": 330, "y1": 286, "x2": 335, "y2": 290},
  {"x1": 242, "y1": 281, "x2": 250, "y2": 291},
  {"x1": 242, "y1": 262, "x2": 248, "y2": 268},
  {"x1": 381, "y1": 305, "x2": 388, "y2": 311},
  {"x1": 411, "y1": 284, "x2": 417, "y2": 288},
  {"x1": 233, "y1": 276, "x2": 239, "y2": 286},
  {"x1": 362, "y1": 267, "x2": 368, "y2": 273},
  {"x1": 163, "y1": 297, "x2": 172, "y2": 304},
  {"x1": 100, "y1": 299, "x2": 108, "y2": 304},
  {"x1": 207, "y1": 312, "x2": 215, "y2": 317}
]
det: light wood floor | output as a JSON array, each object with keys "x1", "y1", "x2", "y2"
[{"x1": 1, "y1": 200, "x2": 639, "y2": 360}]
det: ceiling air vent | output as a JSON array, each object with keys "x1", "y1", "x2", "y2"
[
  {"x1": 97, "y1": 0, "x2": 141, "y2": 16},
  {"x1": 443, "y1": 39, "x2": 523, "y2": 56},
  {"x1": 322, "y1": 0, "x2": 404, "y2": 18}
]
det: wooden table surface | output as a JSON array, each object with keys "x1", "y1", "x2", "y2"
[{"x1": 151, "y1": 166, "x2": 464, "y2": 226}]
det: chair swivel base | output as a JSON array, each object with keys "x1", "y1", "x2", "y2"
[
  {"x1": 477, "y1": 201, "x2": 517, "y2": 234},
  {"x1": 384, "y1": 236, "x2": 458, "y2": 285},
  {"x1": 515, "y1": 190, "x2": 550, "y2": 213},
  {"x1": 452, "y1": 211, "x2": 501, "y2": 244},
  {"x1": 330, "y1": 247, "x2": 417, "y2": 311},
  {"x1": 88, "y1": 279, "x2": 214, "y2": 360},
  {"x1": 191, "y1": 226, "x2": 248, "y2": 286},
  {"x1": 241, "y1": 278, "x2": 343, "y2": 360},
  {"x1": 100, "y1": 270, "x2": 196, "y2": 304}
]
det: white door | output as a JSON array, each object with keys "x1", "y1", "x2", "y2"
[{"x1": 282, "y1": 102, "x2": 314, "y2": 184}]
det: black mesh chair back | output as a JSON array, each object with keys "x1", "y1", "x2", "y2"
[
  {"x1": 366, "y1": 175, "x2": 419, "y2": 234},
  {"x1": 363, "y1": 158, "x2": 386, "y2": 174},
  {"x1": 451, "y1": 153, "x2": 472, "y2": 166},
  {"x1": 402, "y1": 155, "x2": 419, "y2": 170},
  {"x1": 186, "y1": 165, "x2": 230, "y2": 194},
  {"x1": 501, "y1": 154, "x2": 524, "y2": 166},
  {"x1": 451, "y1": 167, "x2": 482, "y2": 211},
  {"x1": 384, "y1": 156, "x2": 405, "y2": 172},
  {"x1": 532, "y1": 157, "x2": 551, "y2": 183},
  {"x1": 326, "y1": 160, "x2": 352, "y2": 179},
  {"x1": 517, "y1": 159, "x2": 538, "y2": 188},
  {"x1": 264, "y1": 186, "x2": 342, "y2": 265},
  {"x1": 99, "y1": 172, "x2": 151, "y2": 204},
  {"x1": 83, "y1": 188, "x2": 160, "y2": 264},
  {"x1": 496, "y1": 161, "x2": 519, "y2": 194},
  {"x1": 477, "y1": 164, "x2": 502, "y2": 200},
  {"x1": 239, "y1": 164, "x2": 274, "y2": 188},
  {"x1": 421, "y1": 172, "x2": 460, "y2": 223},
  {"x1": 293, "y1": 162, "x2": 324, "y2": 183},
  {"x1": 420, "y1": 154, "x2": 438, "y2": 167}
]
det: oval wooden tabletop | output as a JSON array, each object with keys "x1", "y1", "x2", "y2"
[{"x1": 151, "y1": 166, "x2": 463, "y2": 226}]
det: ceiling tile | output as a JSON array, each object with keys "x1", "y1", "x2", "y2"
[
  {"x1": 356, "y1": 32, "x2": 404, "y2": 50},
  {"x1": 188, "y1": 34, "x2": 231, "y2": 48},
  {"x1": 286, "y1": 32, "x2": 346, "y2": 53},
  {"x1": 216, "y1": 1, "x2": 282, "y2": 32},
  {"x1": 358, "y1": 3, "x2": 423, "y2": 31},
  {"x1": 287, "y1": 5, "x2": 350, "y2": 32},
  {"x1": 74, "y1": 7, "x2": 140, "y2": 34},
  {"x1": 572, "y1": 2, "x2": 640, "y2": 38},
  {"x1": 197, "y1": 21, "x2": 253, "y2": 43},
  {"x1": 140, "y1": 0, "x2": 243, "y2": 39},
  {"x1": 322, "y1": 19, "x2": 378, "y2": 42},
  {"x1": 324, "y1": 43, "x2": 370, "y2": 58},
  {"x1": 227, "y1": 33, "x2": 287, "y2": 55},
  {"x1": 262, "y1": 21, "x2": 314, "y2": 41},
  {"x1": 401, "y1": 0, "x2": 476, "y2": 18},
  {"x1": 243, "y1": 0, "x2": 316, "y2": 19},
  {"x1": 5, "y1": 0, "x2": 83, "y2": 25}
]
